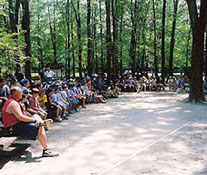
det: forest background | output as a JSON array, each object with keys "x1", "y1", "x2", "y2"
[{"x1": 0, "y1": 0, "x2": 207, "y2": 102}]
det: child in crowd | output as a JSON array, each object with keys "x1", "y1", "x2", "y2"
[
  {"x1": 29, "y1": 88, "x2": 48, "y2": 120},
  {"x1": 38, "y1": 88, "x2": 47, "y2": 110},
  {"x1": 46, "y1": 88, "x2": 62, "y2": 122},
  {"x1": 52, "y1": 87, "x2": 68, "y2": 120},
  {"x1": 67, "y1": 84, "x2": 79, "y2": 112},
  {"x1": 91, "y1": 90, "x2": 106, "y2": 103}
]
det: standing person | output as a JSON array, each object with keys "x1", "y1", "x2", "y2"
[
  {"x1": 45, "y1": 68, "x2": 56, "y2": 83},
  {"x1": 39, "y1": 67, "x2": 47, "y2": 83},
  {"x1": 15, "y1": 67, "x2": 24, "y2": 82},
  {"x1": 2, "y1": 86, "x2": 59, "y2": 157}
]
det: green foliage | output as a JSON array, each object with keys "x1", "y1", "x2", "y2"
[
  {"x1": 0, "y1": 0, "x2": 25, "y2": 76},
  {"x1": 0, "y1": 0, "x2": 193, "y2": 76}
]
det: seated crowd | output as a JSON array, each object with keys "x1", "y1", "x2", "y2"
[
  {"x1": 0, "y1": 70, "x2": 123, "y2": 157},
  {"x1": 0, "y1": 68, "x2": 206, "y2": 157}
]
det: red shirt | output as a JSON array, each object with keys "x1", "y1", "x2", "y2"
[{"x1": 2, "y1": 98, "x2": 26, "y2": 128}]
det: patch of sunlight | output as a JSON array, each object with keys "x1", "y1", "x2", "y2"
[
  {"x1": 184, "y1": 110, "x2": 191, "y2": 113},
  {"x1": 157, "y1": 107, "x2": 182, "y2": 114},
  {"x1": 157, "y1": 117, "x2": 176, "y2": 121},
  {"x1": 192, "y1": 123, "x2": 207, "y2": 128},
  {"x1": 141, "y1": 134, "x2": 156, "y2": 138},
  {"x1": 157, "y1": 121, "x2": 169, "y2": 126},
  {"x1": 135, "y1": 128, "x2": 148, "y2": 134}
]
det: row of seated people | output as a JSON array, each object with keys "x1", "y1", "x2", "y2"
[
  {"x1": 168, "y1": 76, "x2": 190, "y2": 93},
  {"x1": 116, "y1": 76, "x2": 165, "y2": 92},
  {"x1": 0, "y1": 76, "x2": 120, "y2": 157}
]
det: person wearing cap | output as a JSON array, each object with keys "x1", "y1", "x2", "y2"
[
  {"x1": 46, "y1": 88, "x2": 62, "y2": 122},
  {"x1": 61, "y1": 85, "x2": 73, "y2": 113},
  {"x1": 67, "y1": 84, "x2": 79, "y2": 112},
  {"x1": 2, "y1": 86, "x2": 59, "y2": 157},
  {"x1": 52, "y1": 87, "x2": 68, "y2": 119},
  {"x1": 10, "y1": 77, "x2": 18, "y2": 88},
  {"x1": 20, "y1": 78, "x2": 31, "y2": 96},
  {"x1": 0, "y1": 78, "x2": 10, "y2": 109},
  {"x1": 29, "y1": 88, "x2": 47, "y2": 121}
]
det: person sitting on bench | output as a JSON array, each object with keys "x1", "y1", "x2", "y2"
[{"x1": 2, "y1": 86, "x2": 59, "y2": 157}]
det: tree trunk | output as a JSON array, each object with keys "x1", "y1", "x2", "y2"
[
  {"x1": 141, "y1": 19, "x2": 146, "y2": 76},
  {"x1": 37, "y1": 0, "x2": 43, "y2": 69},
  {"x1": 105, "y1": 0, "x2": 112, "y2": 84},
  {"x1": 21, "y1": 0, "x2": 31, "y2": 80},
  {"x1": 99, "y1": 0, "x2": 104, "y2": 74},
  {"x1": 87, "y1": 0, "x2": 92, "y2": 76},
  {"x1": 48, "y1": 1, "x2": 57, "y2": 65},
  {"x1": 205, "y1": 28, "x2": 207, "y2": 77},
  {"x1": 93, "y1": 7, "x2": 98, "y2": 74},
  {"x1": 8, "y1": 0, "x2": 16, "y2": 33},
  {"x1": 161, "y1": 0, "x2": 166, "y2": 81},
  {"x1": 119, "y1": 7, "x2": 124, "y2": 76},
  {"x1": 66, "y1": 0, "x2": 71, "y2": 79},
  {"x1": 186, "y1": 0, "x2": 207, "y2": 102},
  {"x1": 77, "y1": 0, "x2": 82, "y2": 79},
  {"x1": 169, "y1": 0, "x2": 179, "y2": 76},
  {"x1": 129, "y1": 0, "x2": 136, "y2": 77},
  {"x1": 111, "y1": 0, "x2": 118, "y2": 81},
  {"x1": 71, "y1": 22, "x2": 75, "y2": 79},
  {"x1": 152, "y1": 0, "x2": 158, "y2": 76}
]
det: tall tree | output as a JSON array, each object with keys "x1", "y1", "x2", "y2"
[
  {"x1": 48, "y1": 0, "x2": 57, "y2": 64},
  {"x1": 111, "y1": 0, "x2": 118, "y2": 81},
  {"x1": 105, "y1": 0, "x2": 112, "y2": 84},
  {"x1": 205, "y1": 29, "x2": 207, "y2": 77},
  {"x1": 21, "y1": 0, "x2": 32, "y2": 80},
  {"x1": 93, "y1": 7, "x2": 98, "y2": 74},
  {"x1": 152, "y1": 0, "x2": 158, "y2": 76},
  {"x1": 129, "y1": 0, "x2": 137, "y2": 77},
  {"x1": 66, "y1": 0, "x2": 71, "y2": 78},
  {"x1": 161, "y1": 0, "x2": 166, "y2": 81},
  {"x1": 72, "y1": 0, "x2": 83, "y2": 78},
  {"x1": 87, "y1": 0, "x2": 92, "y2": 76},
  {"x1": 119, "y1": 5, "x2": 124, "y2": 76},
  {"x1": 99, "y1": 0, "x2": 104, "y2": 74},
  {"x1": 186, "y1": 0, "x2": 207, "y2": 102},
  {"x1": 169, "y1": 0, "x2": 179, "y2": 76},
  {"x1": 37, "y1": 0, "x2": 43, "y2": 69}
]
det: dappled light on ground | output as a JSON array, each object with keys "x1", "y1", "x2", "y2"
[{"x1": 0, "y1": 92, "x2": 207, "y2": 175}]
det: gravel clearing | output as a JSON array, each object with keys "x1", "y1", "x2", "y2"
[{"x1": 0, "y1": 92, "x2": 207, "y2": 175}]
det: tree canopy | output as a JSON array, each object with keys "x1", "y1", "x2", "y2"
[{"x1": 0, "y1": 0, "x2": 207, "y2": 101}]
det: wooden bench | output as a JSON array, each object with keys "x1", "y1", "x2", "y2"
[
  {"x1": 0, "y1": 137, "x2": 18, "y2": 150},
  {"x1": 0, "y1": 123, "x2": 18, "y2": 150}
]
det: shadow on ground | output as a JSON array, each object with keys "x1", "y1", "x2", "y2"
[{"x1": 1, "y1": 92, "x2": 207, "y2": 175}]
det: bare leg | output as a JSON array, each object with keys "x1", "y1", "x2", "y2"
[{"x1": 38, "y1": 127, "x2": 48, "y2": 150}]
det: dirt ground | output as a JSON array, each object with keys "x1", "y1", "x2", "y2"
[{"x1": 0, "y1": 92, "x2": 207, "y2": 175}]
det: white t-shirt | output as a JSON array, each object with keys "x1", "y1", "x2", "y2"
[{"x1": 45, "y1": 70, "x2": 55, "y2": 77}]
